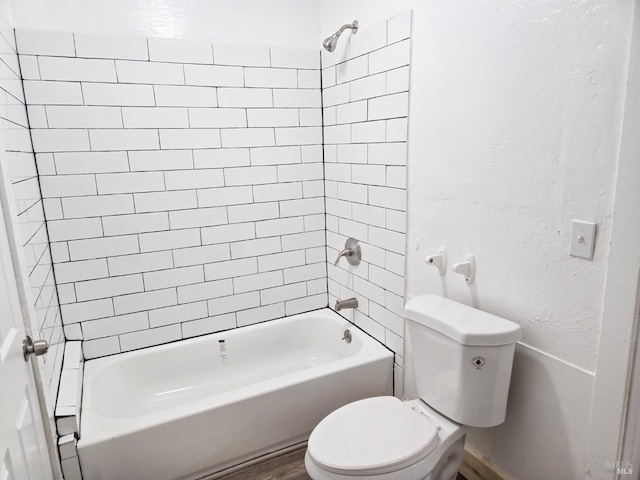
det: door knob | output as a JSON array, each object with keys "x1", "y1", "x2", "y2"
[{"x1": 23, "y1": 335, "x2": 49, "y2": 361}]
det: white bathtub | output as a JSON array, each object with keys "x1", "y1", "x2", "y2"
[{"x1": 77, "y1": 308, "x2": 394, "y2": 480}]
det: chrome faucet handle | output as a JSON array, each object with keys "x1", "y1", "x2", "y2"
[{"x1": 334, "y1": 238, "x2": 361, "y2": 266}]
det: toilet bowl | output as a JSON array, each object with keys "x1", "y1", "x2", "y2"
[
  {"x1": 305, "y1": 295, "x2": 521, "y2": 480},
  {"x1": 305, "y1": 397, "x2": 466, "y2": 480}
]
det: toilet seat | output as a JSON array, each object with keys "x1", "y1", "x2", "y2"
[{"x1": 307, "y1": 397, "x2": 439, "y2": 475}]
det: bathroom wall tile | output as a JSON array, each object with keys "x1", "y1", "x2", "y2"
[
  {"x1": 68, "y1": 235, "x2": 139, "y2": 261},
  {"x1": 102, "y1": 212, "x2": 169, "y2": 236},
  {"x1": 387, "y1": 12, "x2": 412, "y2": 44},
  {"x1": 47, "y1": 218, "x2": 103, "y2": 242},
  {"x1": 82, "y1": 83, "x2": 155, "y2": 106},
  {"x1": 108, "y1": 251, "x2": 174, "y2": 276},
  {"x1": 285, "y1": 293, "x2": 327, "y2": 315},
  {"x1": 159, "y1": 128, "x2": 220, "y2": 149},
  {"x1": 194, "y1": 148, "x2": 250, "y2": 169},
  {"x1": 31, "y1": 129, "x2": 90, "y2": 152},
  {"x1": 349, "y1": 73, "x2": 386, "y2": 102},
  {"x1": 149, "y1": 302, "x2": 208, "y2": 328},
  {"x1": 368, "y1": 92, "x2": 409, "y2": 121},
  {"x1": 168, "y1": 206, "x2": 227, "y2": 229},
  {"x1": 96, "y1": 172, "x2": 165, "y2": 195},
  {"x1": 197, "y1": 185, "x2": 253, "y2": 207},
  {"x1": 182, "y1": 313, "x2": 236, "y2": 338},
  {"x1": 122, "y1": 107, "x2": 189, "y2": 129},
  {"x1": 46, "y1": 105, "x2": 123, "y2": 129},
  {"x1": 144, "y1": 266, "x2": 204, "y2": 291},
  {"x1": 214, "y1": 43, "x2": 270, "y2": 67},
  {"x1": 115, "y1": 60, "x2": 184, "y2": 85},
  {"x1": 54, "y1": 258, "x2": 108, "y2": 283},
  {"x1": 253, "y1": 183, "x2": 303, "y2": 203},
  {"x1": 336, "y1": 56, "x2": 369, "y2": 85},
  {"x1": 275, "y1": 126, "x2": 322, "y2": 146},
  {"x1": 220, "y1": 128, "x2": 275, "y2": 148},
  {"x1": 246, "y1": 109, "x2": 299, "y2": 128},
  {"x1": 15, "y1": 29, "x2": 75, "y2": 57},
  {"x1": 245, "y1": 67, "x2": 297, "y2": 88},
  {"x1": 119, "y1": 324, "x2": 182, "y2": 352},
  {"x1": 165, "y1": 169, "x2": 224, "y2": 190},
  {"x1": 386, "y1": 66, "x2": 410, "y2": 94},
  {"x1": 75, "y1": 274, "x2": 144, "y2": 302},
  {"x1": 138, "y1": 228, "x2": 201, "y2": 253},
  {"x1": 39, "y1": 57, "x2": 117, "y2": 82},
  {"x1": 250, "y1": 145, "x2": 301, "y2": 165},
  {"x1": 351, "y1": 120, "x2": 386, "y2": 144},
  {"x1": 83, "y1": 336, "x2": 121, "y2": 359},
  {"x1": 207, "y1": 291, "x2": 260, "y2": 316},
  {"x1": 62, "y1": 194, "x2": 135, "y2": 218},
  {"x1": 173, "y1": 244, "x2": 231, "y2": 268},
  {"x1": 89, "y1": 129, "x2": 160, "y2": 151},
  {"x1": 273, "y1": 89, "x2": 322, "y2": 108},
  {"x1": 204, "y1": 257, "x2": 257, "y2": 281},
  {"x1": 83, "y1": 312, "x2": 149, "y2": 339},
  {"x1": 74, "y1": 32, "x2": 149, "y2": 60},
  {"x1": 154, "y1": 85, "x2": 217, "y2": 107},
  {"x1": 148, "y1": 38, "x2": 213, "y2": 64},
  {"x1": 350, "y1": 21, "x2": 387, "y2": 58},
  {"x1": 217, "y1": 88, "x2": 273, "y2": 108},
  {"x1": 189, "y1": 108, "x2": 246, "y2": 128},
  {"x1": 113, "y1": 288, "x2": 178, "y2": 315},
  {"x1": 236, "y1": 302, "x2": 285, "y2": 327},
  {"x1": 21, "y1": 34, "x2": 325, "y2": 359},
  {"x1": 134, "y1": 190, "x2": 197, "y2": 213},
  {"x1": 19, "y1": 55, "x2": 39, "y2": 80},
  {"x1": 270, "y1": 47, "x2": 320, "y2": 70},
  {"x1": 129, "y1": 150, "x2": 193, "y2": 171},
  {"x1": 61, "y1": 298, "x2": 114, "y2": 324},
  {"x1": 201, "y1": 222, "x2": 255, "y2": 245},
  {"x1": 257, "y1": 250, "x2": 305, "y2": 273},
  {"x1": 298, "y1": 70, "x2": 321, "y2": 89},
  {"x1": 184, "y1": 64, "x2": 244, "y2": 87},
  {"x1": 368, "y1": 39, "x2": 410, "y2": 75}
]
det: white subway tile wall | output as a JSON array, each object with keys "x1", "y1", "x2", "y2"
[
  {"x1": 322, "y1": 12, "x2": 411, "y2": 369},
  {"x1": 17, "y1": 30, "x2": 327, "y2": 359},
  {"x1": 1, "y1": 27, "x2": 65, "y2": 402}
]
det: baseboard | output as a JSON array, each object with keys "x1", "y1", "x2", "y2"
[{"x1": 459, "y1": 447, "x2": 509, "y2": 480}]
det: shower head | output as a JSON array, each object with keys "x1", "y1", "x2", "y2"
[{"x1": 322, "y1": 20, "x2": 359, "y2": 52}]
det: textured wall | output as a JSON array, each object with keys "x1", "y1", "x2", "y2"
[
  {"x1": 18, "y1": 30, "x2": 327, "y2": 359},
  {"x1": 320, "y1": 2, "x2": 634, "y2": 479},
  {"x1": 322, "y1": 13, "x2": 410, "y2": 390},
  {"x1": 0, "y1": 25, "x2": 64, "y2": 403}
]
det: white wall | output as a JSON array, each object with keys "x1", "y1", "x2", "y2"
[
  {"x1": 10, "y1": 0, "x2": 320, "y2": 48},
  {"x1": 321, "y1": 1, "x2": 635, "y2": 479}
]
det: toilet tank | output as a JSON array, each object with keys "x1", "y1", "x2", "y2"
[{"x1": 404, "y1": 295, "x2": 521, "y2": 427}]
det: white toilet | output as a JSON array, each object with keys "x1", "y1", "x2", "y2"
[{"x1": 305, "y1": 294, "x2": 522, "y2": 480}]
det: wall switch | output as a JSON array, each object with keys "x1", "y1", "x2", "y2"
[{"x1": 570, "y1": 220, "x2": 597, "y2": 260}]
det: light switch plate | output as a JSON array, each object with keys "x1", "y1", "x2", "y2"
[{"x1": 570, "y1": 220, "x2": 597, "y2": 260}]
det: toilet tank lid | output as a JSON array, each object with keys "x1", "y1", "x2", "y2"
[{"x1": 404, "y1": 295, "x2": 521, "y2": 346}]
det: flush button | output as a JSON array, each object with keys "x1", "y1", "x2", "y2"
[{"x1": 472, "y1": 356, "x2": 485, "y2": 369}]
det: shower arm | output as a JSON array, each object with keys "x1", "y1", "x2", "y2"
[{"x1": 334, "y1": 20, "x2": 359, "y2": 37}]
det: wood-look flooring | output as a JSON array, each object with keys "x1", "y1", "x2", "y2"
[
  {"x1": 217, "y1": 448, "x2": 310, "y2": 480},
  {"x1": 215, "y1": 447, "x2": 469, "y2": 480}
]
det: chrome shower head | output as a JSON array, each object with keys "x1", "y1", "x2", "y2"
[{"x1": 322, "y1": 20, "x2": 359, "y2": 52}]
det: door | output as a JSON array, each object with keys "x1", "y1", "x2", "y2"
[{"x1": 0, "y1": 192, "x2": 53, "y2": 479}]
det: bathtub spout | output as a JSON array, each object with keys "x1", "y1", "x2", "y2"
[{"x1": 335, "y1": 298, "x2": 358, "y2": 311}]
